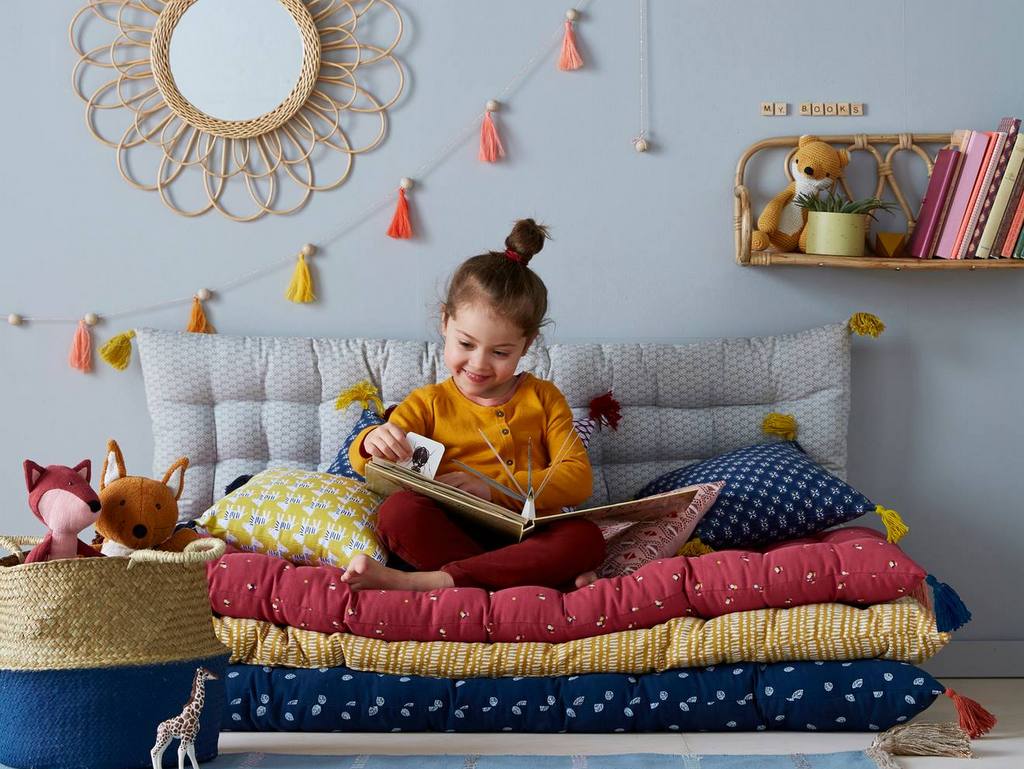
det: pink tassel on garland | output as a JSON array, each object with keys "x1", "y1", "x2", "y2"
[
  {"x1": 479, "y1": 102, "x2": 505, "y2": 163},
  {"x1": 558, "y1": 12, "x2": 584, "y2": 71},
  {"x1": 387, "y1": 181, "x2": 414, "y2": 239},
  {"x1": 68, "y1": 319, "x2": 93, "y2": 373}
]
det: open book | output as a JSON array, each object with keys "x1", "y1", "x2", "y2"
[{"x1": 364, "y1": 458, "x2": 700, "y2": 541}]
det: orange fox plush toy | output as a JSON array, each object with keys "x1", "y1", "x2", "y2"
[{"x1": 93, "y1": 439, "x2": 199, "y2": 555}]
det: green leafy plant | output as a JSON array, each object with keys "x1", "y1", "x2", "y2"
[{"x1": 794, "y1": 192, "x2": 898, "y2": 220}]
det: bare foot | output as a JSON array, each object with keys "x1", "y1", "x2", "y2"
[
  {"x1": 341, "y1": 554, "x2": 455, "y2": 592},
  {"x1": 574, "y1": 570, "x2": 599, "y2": 588}
]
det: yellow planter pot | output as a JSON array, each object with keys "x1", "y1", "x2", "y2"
[{"x1": 806, "y1": 211, "x2": 869, "y2": 257}]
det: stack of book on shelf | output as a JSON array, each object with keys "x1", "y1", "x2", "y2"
[{"x1": 908, "y1": 116, "x2": 1024, "y2": 259}]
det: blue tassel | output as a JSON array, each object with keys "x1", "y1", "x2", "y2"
[{"x1": 927, "y1": 574, "x2": 972, "y2": 632}]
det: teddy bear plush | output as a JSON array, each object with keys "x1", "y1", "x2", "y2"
[
  {"x1": 750, "y1": 134, "x2": 850, "y2": 253},
  {"x1": 93, "y1": 439, "x2": 199, "y2": 556}
]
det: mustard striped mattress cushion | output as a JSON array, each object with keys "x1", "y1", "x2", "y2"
[{"x1": 213, "y1": 596, "x2": 947, "y2": 678}]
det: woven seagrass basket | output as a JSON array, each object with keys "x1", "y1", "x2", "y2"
[{"x1": 0, "y1": 536, "x2": 229, "y2": 769}]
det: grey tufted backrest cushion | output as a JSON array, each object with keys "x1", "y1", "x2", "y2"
[{"x1": 136, "y1": 323, "x2": 850, "y2": 515}]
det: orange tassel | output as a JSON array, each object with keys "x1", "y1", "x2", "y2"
[
  {"x1": 479, "y1": 111, "x2": 505, "y2": 163},
  {"x1": 945, "y1": 688, "x2": 997, "y2": 739},
  {"x1": 68, "y1": 320, "x2": 92, "y2": 373},
  {"x1": 186, "y1": 297, "x2": 215, "y2": 333},
  {"x1": 386, "y1": 187, "x2": 413, "y2": 239},
  {"x1": 558, "y1": 20, "x2": 584, "y2": 70}
]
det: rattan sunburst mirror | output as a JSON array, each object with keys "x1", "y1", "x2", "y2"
[{"x1": 71, "y1": 0, "x2": 404, "y2": 221}]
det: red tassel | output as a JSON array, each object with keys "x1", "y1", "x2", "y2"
[
  {"x1": 479, "y1": 112, "x2": 505, "y2": 163},
  {"x1": 69, "y1": 320, "x2": 93, "y2": 373},
  {"x1": 589, "y1": 391, "x2": 622, "y2": 430},
  {"x1": 559, "y1": 21, "x2": 584, "y2": 71},
  {"x1": 387, "y1": 187, "x2": 413, "y2": 239},
  {"x1": 945, "y1": 688, "x2": 997, "y2": 739}
]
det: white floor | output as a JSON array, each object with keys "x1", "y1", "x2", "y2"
[{"x1": 220, "y1": 678, "x2": 1023, "y2": 767}]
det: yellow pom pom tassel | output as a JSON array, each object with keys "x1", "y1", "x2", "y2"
[
  {"x1": 335, "y1": 379, "x2": 384, "y2": 414},
  {"x1": 285, "y1": 245, "x2": 316, "y2": 303},
  {"x1": 186, "y1": 297, "x2": 215, "y2": 334},
  {"x1": 99, "y1": 330, "x2": 136, "y2": 371},
  {"x1": 762, "y1": 412, "x2": 798, "y2": 441},
  {"x1": 677, "y1": 537, "x2": 715, "y2": 558},
  {"x1": 848, "y1": 312, "x2": 885, "y2": 337},
  {"x1": 874, "y1": 504, "x2": 909, "y2": 543}
]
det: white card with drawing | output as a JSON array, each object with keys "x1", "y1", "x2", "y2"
[{"x1": 400, "y1": 433, "x2": 445, "y2": 479}]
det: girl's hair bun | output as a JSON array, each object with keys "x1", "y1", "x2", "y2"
[{"x1": 505, "y1": 219, "x2": 550, "y2": 265}]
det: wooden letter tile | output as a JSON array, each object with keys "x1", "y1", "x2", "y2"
[
  {"x1": 761, "y1": 102, "x2": 775, "y2": 116},
  {"x1": 825, "y1": 103, "x2": 837, "y2": 116},
  {"x1": 800, "y1": 102, "x2": 812, "y2": 116},
  {"x1": 837, "y1": 103, "x2": 851, "y2": 116},
  {"x1": 851, "y1": 103, "x2": 864, "y2": 116},
  {"x1": 774, "y1": 102, "x2": 788, "y2": 116},
  {"x1": 812, "y1": 103, "x2": 824, "y2": 116}
]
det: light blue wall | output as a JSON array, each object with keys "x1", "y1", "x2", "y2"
[{"x1": 1, "y1": 1, "x2": 1021, "y2": 674}]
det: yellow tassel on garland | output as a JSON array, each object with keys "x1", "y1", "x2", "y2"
[
  {"x1": 335, "y1": 379, "x2": 384, "y2": 414},
  {"x1": 186, "y1": 296, "x2": 215, "y2": 334},
  {"x1": 848, "y1": 312, "x2": 885, "y2": 337},
  {"x1": 874, "y1": 504, "x2": 909, "y2": 543},
  {"x1": 99, "y1": 330, "x2": 136, "y2": 371},
  {"x1": 677, "y1": 537, "x2": 715, "y2": 558},
  {"x1": 762, "y1": 412, "x2": 798, "y2": 441},
  {"x1": 286, "y1": 245, "x2": 316, "y2": 303}
]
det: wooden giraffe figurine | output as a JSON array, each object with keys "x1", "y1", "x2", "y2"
[{"x1": 150, "y1": 666, "x2": 219, "y2": 769}]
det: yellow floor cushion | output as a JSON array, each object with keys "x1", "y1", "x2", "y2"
[{"x1": 213, "y1": 596, "x2": 947, "y2": 677}]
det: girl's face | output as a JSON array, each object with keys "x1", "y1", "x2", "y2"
[{"x1": 442, "y1": 303, "x2": 533, "y2": 403}]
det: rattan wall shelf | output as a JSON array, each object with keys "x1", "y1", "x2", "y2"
[{"x1": 734, "y1": 133, "x2": 1024, "y2": 271}]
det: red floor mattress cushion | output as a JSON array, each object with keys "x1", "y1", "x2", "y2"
[{"x1": 207, "y1": 526, "x2": 925, "y2": 644}]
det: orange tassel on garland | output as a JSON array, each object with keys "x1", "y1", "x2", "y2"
[
  {"x1": 479, "y1": 102, "x2": 505, "y2": 163},
  {"x1": 558, "y1": 11, "x2": 584, "y2": 71},
  {"x1": 186, "y1": 290, "x2": 215, "y2": 333},
  {"x1": 387, "y1": 181, "x2": 413, "y2": 239},
  {"x1": 69, "y1": 318, "x2": 94, "y2": 373}
]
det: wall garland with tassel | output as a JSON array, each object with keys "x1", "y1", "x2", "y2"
[{"x1": 1, "y1": 5, "x2": 594, "y2": 373}]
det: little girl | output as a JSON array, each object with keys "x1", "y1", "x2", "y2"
[{"x1": 341, "y1": 219, "x2": 605, "y2": 592}]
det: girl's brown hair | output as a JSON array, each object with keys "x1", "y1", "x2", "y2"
[{"x1": 443, "y1": 219, "x2": 551, "y2": 338}]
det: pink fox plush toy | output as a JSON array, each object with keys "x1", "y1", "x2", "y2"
[{"x1": 24, "y1": 459, "x2": 103, "y2": 563}]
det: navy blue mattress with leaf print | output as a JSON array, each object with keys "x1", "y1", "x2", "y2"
[{"x1": 223, "y1": 659, "x2": 943, "y2": 733}]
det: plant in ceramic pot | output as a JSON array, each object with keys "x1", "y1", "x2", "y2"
[{"x1": 796, "y1": 193, "x2": 898, "y2": 257}]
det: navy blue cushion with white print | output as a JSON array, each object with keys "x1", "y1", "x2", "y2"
[
  {"x1": 637, "y1": 442, "x2": 874, "y2": 549},
  {"x1": 222, "y1": 659, "x2": 942, "y2": 733},
  {"x1": 327, "y1": 408, "x2": 385, "y2": 481}
]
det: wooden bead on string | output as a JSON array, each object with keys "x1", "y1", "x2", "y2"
[
  {"x1": 196, "y1": 287, "x2": 212, "y2": 301},
  {"x1": 566, "y1": 8, "x2": 580, "y2": 21},
  {"x1": 84, "y1": 312, "x2": 99, "y2": 326},
  {"x1": 486, "y1": 99, "x2": 500, "y2": 113},
  {"x1": 634, "y1": 137, "x2": 649, "y2": 153},
  {"x1": 7, "y1": 314, "x2": 22, "y2": 326},
  {"x1": 301, "y1": 243, "x2": 316, "y2": 258},
  {"x1": 400, "y1": 177, "x2": 414, "y2": 190}
]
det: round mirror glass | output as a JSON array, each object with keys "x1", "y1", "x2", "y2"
[{"x1": 169, "y1": 0, "x2": 305, "y2": 122}]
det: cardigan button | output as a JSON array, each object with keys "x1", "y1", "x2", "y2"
[
  {"x1": 506, "y1": 459, "x2": 514, "y2": 466},
  {"x1": 496, "y1": 410, "x2": 505, "y2": 418},
  {"x1": 501, "y1": 428, "x2": 510, "y2": 435}
]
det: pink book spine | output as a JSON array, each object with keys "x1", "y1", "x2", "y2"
[
  {"x1": 935, "y1": 132, "x2": 991, "y2": 259},
  {"x1": 957, "y1": 131, "x2": 1006, "y2": 259}
]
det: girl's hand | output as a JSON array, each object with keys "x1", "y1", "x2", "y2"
[
  {"x1": 436, "y1": 471, "x2": 492, "y2": 501},
  {"x1": 364, "y1": 423, "x2": 413, "y2": 462}
]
